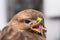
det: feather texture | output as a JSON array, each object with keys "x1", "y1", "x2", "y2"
[{"x1": 0, "y1": 9, "x2": 46, "y2": 40}]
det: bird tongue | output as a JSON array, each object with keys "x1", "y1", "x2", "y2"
[{"x1": 32, "y1": 24, "x2": 43, "y2": 32}]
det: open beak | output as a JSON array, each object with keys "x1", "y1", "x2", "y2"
[
  {"x1": 30, "y1": 22, "x2": 44, "y2": 32},
  {"x1": 30, "y1": 17, "x2": 46, "y2": 33}
]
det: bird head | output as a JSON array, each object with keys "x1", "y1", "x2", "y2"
[{"x1": 7, "y1": 9, "x2": 46, "y2": 35}]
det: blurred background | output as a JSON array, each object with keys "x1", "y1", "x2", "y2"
[{"x1": 0, "y1": 0, "x2": 60, "y2": 40}]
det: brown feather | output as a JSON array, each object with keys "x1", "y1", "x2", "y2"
[{"x1": 0, "y1": 9, "x2": 46, "y2": 40}]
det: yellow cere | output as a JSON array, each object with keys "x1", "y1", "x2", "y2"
[{"x1": 36, "y1": 17, "x2": 42, "y2": 23}]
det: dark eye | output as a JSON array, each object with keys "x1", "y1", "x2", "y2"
[{"x1": 24, "y1": 19, "x2": 31, "y2": 23}]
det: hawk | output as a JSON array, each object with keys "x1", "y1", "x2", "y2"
[{"x1": 0, "y1": 9, "x2": 47, "y2": 40}]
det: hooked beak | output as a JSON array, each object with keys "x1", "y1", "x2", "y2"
[{"x1": 30, "y1": 18, "x2": 46, "y2": 33}]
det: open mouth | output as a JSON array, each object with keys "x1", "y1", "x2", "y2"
[
  {"x1": 31, "y1": 24, "x2": 43, "y2": 32},
  {"x1": 32, "y1": 25, "x2": 39, "y2": 29},
  {"x1": 29, "y1": 17, "x2": 45, "y2": 32}
]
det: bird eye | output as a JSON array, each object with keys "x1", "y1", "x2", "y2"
[{"x1": 24, "y1": 19, "x2": 31, "y2": 23}]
